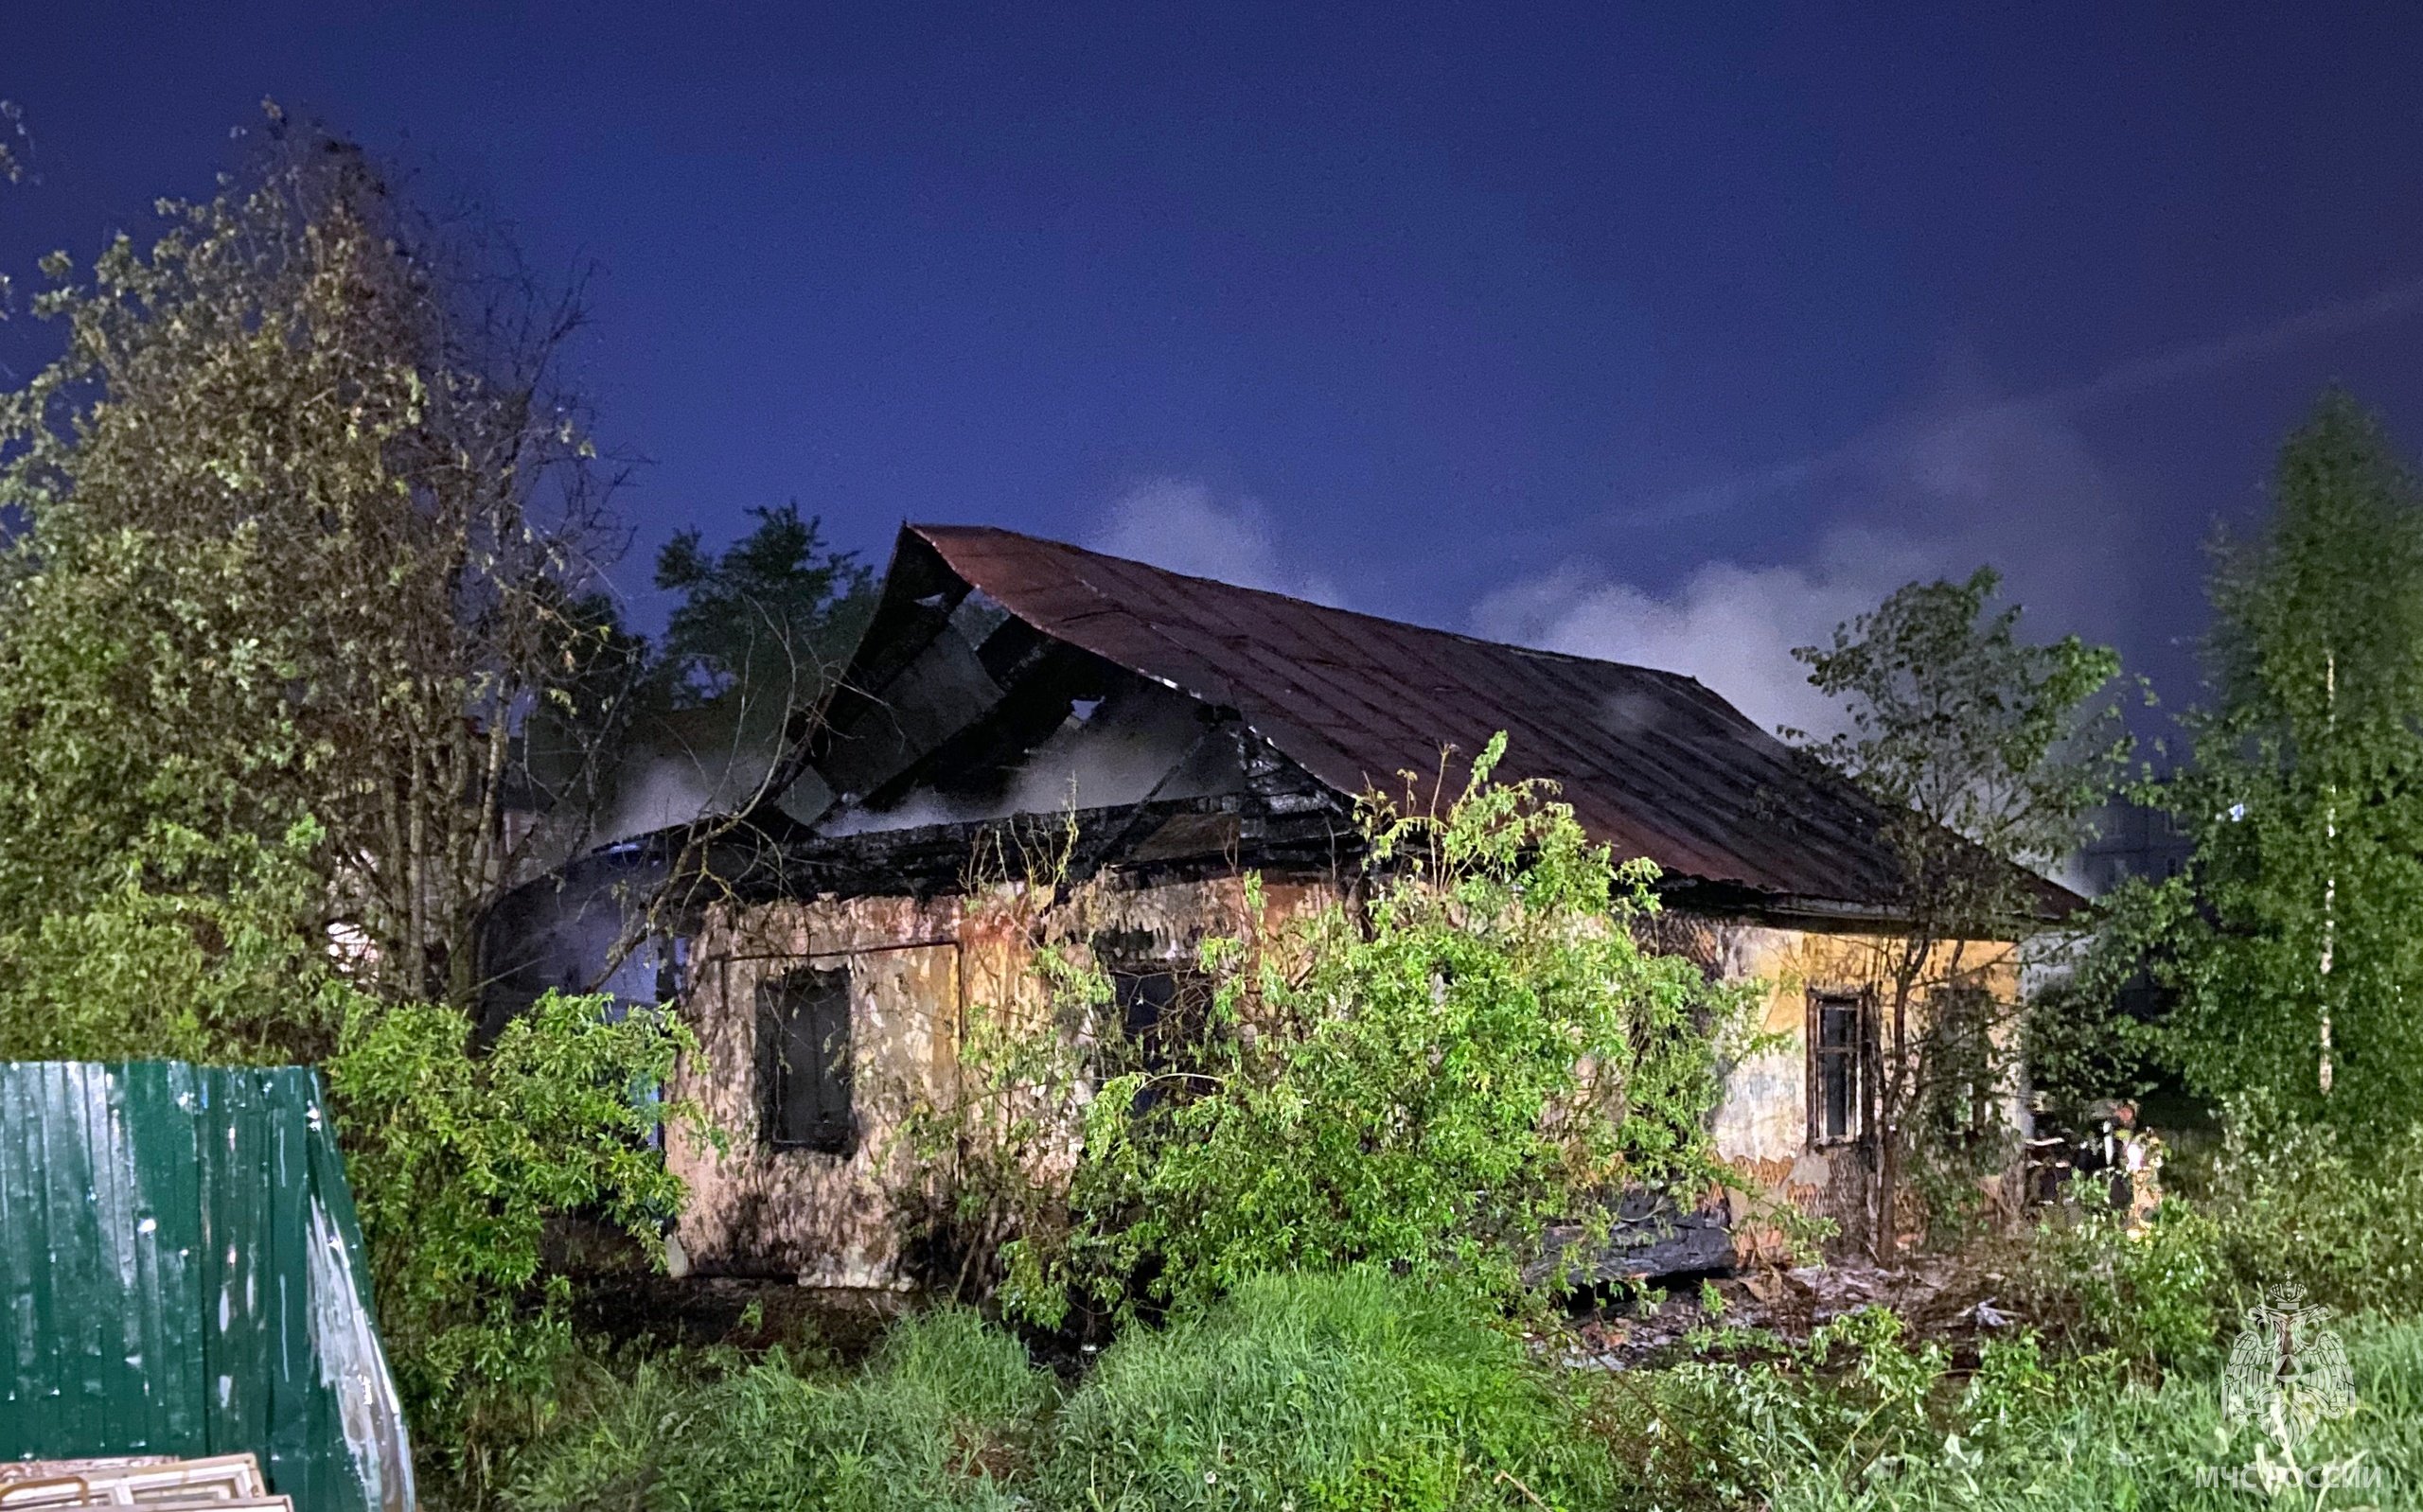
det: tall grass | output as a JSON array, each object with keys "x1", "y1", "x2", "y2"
[
  {"x1": 1793, "y1": 1313, "x2": 2423, "y2": 1510},
  {"x1": 504, "y1": 1285, "x2": 2423, "y2": 1512},
  {"x1": 1039, "y1": 1269, "x2": 1618, "y2": 1511},
  {"x1": 503, "y1": 1307, "x2": 1051, "y2": 1512},
  {"x1": 1606, "y1": 1310, "x2": 2423, "y2": 1510}
]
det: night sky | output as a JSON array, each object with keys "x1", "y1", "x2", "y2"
[{"x1": 9, "y1": 4, "x2": 2423, "y2": 734}]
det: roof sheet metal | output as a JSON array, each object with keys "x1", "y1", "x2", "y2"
[{"x1": 905, "y1": 523, "x2": 1913, "y2": 905}]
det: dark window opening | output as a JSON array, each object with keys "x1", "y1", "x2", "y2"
[
  {"x1": 1116, "y1": 969, "x2": 1183, "y2": 1058},
  {"x1": 1812, "y1": 993, "x2": 1864, "y2": 1147},
  {"x1": 1105, "y1": 960, "x2": 1212, "y2": 1111},
  {"x1": 760, "y1": 965, "x2": 854, "y2": 1154},
  {"x1": 1930, "y1": 987, "x2": 1998, "y2": 1141}
]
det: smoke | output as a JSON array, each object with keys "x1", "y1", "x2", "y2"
[
  {"x1": 817, "y1": 681, "x2": 1227, "y2": 835},
  {"x1": 1092, "y1": 478, "x2": 1345, "y2": 607},
  {"x1": 1474, "y1": 530, "x2": 1937, "y2": 740},
  {"x1": 1486, "y1": 280, "x2": 2423, "y2": 734},
  {"x1": 1474, "y1": 394, "x2": 2133, "y2": 737}
]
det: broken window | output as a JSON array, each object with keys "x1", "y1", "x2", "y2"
[
  {"x1": 1810, "y1": 992, "x2": 1865, "y2": 1147},
  {"x1": 760, "y1": 965, "x2": 854, "y2": 1153},
  {"x1": 1102, "y1": 954, "x2": 1212, "y2": 1111}
]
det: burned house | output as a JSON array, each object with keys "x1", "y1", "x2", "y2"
[{"x1": 492, "y1": 523, "x2": 2056, "y2": 1287}]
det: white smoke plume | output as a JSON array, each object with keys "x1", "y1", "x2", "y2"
[
  {"x1": 1476, "y1": 393, "x2": 2135, "y2": 737},
  {"x1": 1092, "y1": 478, "x2": 1345, "y2": 607}
]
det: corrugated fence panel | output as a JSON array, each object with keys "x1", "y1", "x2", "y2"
[{"x1": 0, "y1": 1064, "x2": 414, "y2": 1512}]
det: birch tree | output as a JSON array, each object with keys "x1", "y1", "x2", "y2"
[{"x1": 2155, "y1": 391, "x2": 2423, "y2": 1128}]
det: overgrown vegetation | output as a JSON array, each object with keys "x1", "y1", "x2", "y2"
[
  {"x1": 502, "y1": 1120, "x2": 2423, "y2": 1506},
  {"x1": 505, "y1": 1309, "x2": 1051, "y2": 1512},
  {"x1": 327, "y1": 992, "x2": 699, "y2": 1482},
  {"x1": 900, "y1": 736, "x2": 1764, "y2": 1329},
  {"x1": 2013, "y1": 1090, "x2": 2423, "y2": 1380},
  {"x1": 1041, "y1": 1270, "x2": 1624, "y2": 1510},
  {"x1": 504, "y1": 1257, "x2": 2423, "y2": 1511},
  {"x1": 1793, "y1": 567, "x2": 2132, "y2": 1256}
]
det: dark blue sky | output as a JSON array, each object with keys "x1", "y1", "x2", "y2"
[{"x1": 9, "y1": 4, "x2": 2423, "y2": 730}]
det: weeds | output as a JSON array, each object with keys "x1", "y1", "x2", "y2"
[
  {"x1": 504, "y1": 1308, "x2": 1052, "y2": 1512},
  {"x1": 1039, "y1": 1269, "x2": 1618, "y2": 1511}
]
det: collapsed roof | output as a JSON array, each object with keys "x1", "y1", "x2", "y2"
[{"x1": 769, "y1": 524, "x2": 1961, "y2": 920}]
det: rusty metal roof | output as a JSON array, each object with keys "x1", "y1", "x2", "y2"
[{"x1": 901, "y1": 524, "x2": 1922, "y2": 908}]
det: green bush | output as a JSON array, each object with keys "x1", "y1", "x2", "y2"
[
  {"x1": 327, "y1": 991, "x2": 699, "y2": 1485},
  {"x1": 2187, "y1": 1096, "x2": 2423, "y2": 1317},
  {"x1": 1611, "y1": 1308, "x2": 2422, "y2": 1510},
  {"x1": 2013, "y1": 1099, "x2": 2423, "y2": 1376},
  {"x1": 1788, "y1": 1313, "x2": 2423, "y2": 1509},
  {"x1": 2014, "y1": 1183, "x2": 2228, "y2": 1374},
  {"x1": 1039, "y1": 1269, "x2": 1618, "y2": 1512},
  {"x1": 1595, "y1": 1308, "x2": 2082, "y2": 1509},
  {"x1": 991, "y1": 734, "x2": 1758, "y2": 1326},
  {"x1": 505, "y1": 1308, "x2": 1053, "y2": 1512}
]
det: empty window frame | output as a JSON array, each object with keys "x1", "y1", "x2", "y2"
[
  {"x1": 1810, "y1": 992, "x2": 1866, "y2": 1147},
  {"x1": 1929, "y1": 985, "x2": 2000, "y2": 1140},
  {"x1": 1106, "y1": 961, "x2": 1215, "y2": 1113},
  {"x1": 760, "y1": 965, "x2": 854, "y2": 1153},
  {"x1": 1114, "y1": 968, "x2": 1182, "y2": 1056}
]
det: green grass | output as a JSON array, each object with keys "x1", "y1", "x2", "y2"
[
  {"x1": 504, "y1": 1282, "x2": 2423, "y2": 1512},
  {"x1": 502, "y1": 1307, "x2": 1052, "y2": 1512},
  {"x1": 1608, "y1": 1310, "x2": 2423, "y2": 1511},
  {"x1": 1812, "y1": 1311, "x2": 2423, "y2": 1510},
  {"x1": 1039, "y1": 1269, "x2": 1618, "y2": 1511}
]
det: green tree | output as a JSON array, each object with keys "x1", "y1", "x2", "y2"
[
  {"x1": 2152, "y1": 392, "x2": 2423, "y2": 1128},
  {"x1": 1795, "y1": 568, "x2": 2130, "y2": 1257},
  {"x1": 518, "y1": 504, "x2": 874, "y2": 896},
  {"x1": 0, "y1": 113, "x2": 699, "y2": 1486},
  {"x1": 0, "y1": 109, "x2": 610, "y2": 1018},
  {"x1": 654, "y1": 501, "x2": 874, "y2": 711}
]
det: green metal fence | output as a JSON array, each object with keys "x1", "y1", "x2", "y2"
[{"x1": 0, "y1": 1063, "x2": 414, "y2": 1512}]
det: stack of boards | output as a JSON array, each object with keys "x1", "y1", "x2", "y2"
[{"x1": 0, "y1": 1455, "x2": 291, "y2": 1511}]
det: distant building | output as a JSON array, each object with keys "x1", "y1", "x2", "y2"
[{"x1": 2075, "y1": 798, "x2": 2192, "y2": 897}]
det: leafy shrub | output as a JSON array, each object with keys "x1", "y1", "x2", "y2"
[
  {"x1": 2186, "y1": 1094, "x2": 2423, "y2": 1317},
  {"x1": 0, "y1": 814, "x2": 352, "y2": 1065},
  {"x1": 1040, "y1": 1268, "x2": 1618, "y2": 1512},
  {"x1": 2014, "y1": 1181, "x2": 2227, "y2": 1375},
  {"x1": 986, "y1": 735, "x2": 1758, "y2": 1326},
  {"x1": 1797, "y1": 1314, "x2": 2423, "y2": 1509},
  {"x1": 1599, "y1": 1308, "x2": 2082, "y2": 1508},
  {"x1": 505, "y1": 1308, "x2": 1053, "y2": 1512},
  {"x1": 1604, "y1": 1307, "x2": 2423, "y2": 1510},
  {"x1": 2015, "y1": 1096, "x2": 2423, "y2": 1375},
  {"x1": 327, "y1": 991, "x2": 699, "y2": 1483}
]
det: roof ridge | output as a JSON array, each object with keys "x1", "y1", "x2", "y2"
[{"x1": 905, "y1": 521, "x2": 1720, "y2": 689}]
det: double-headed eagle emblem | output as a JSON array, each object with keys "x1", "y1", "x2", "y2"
[{"x1": 2222, "y1": 1284, "x2": 2356, "y2": 1448}]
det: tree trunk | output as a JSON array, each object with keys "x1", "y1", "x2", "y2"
[{"x1": 1871, "y1": 985, "x2": 1910, "y2": 1263}]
